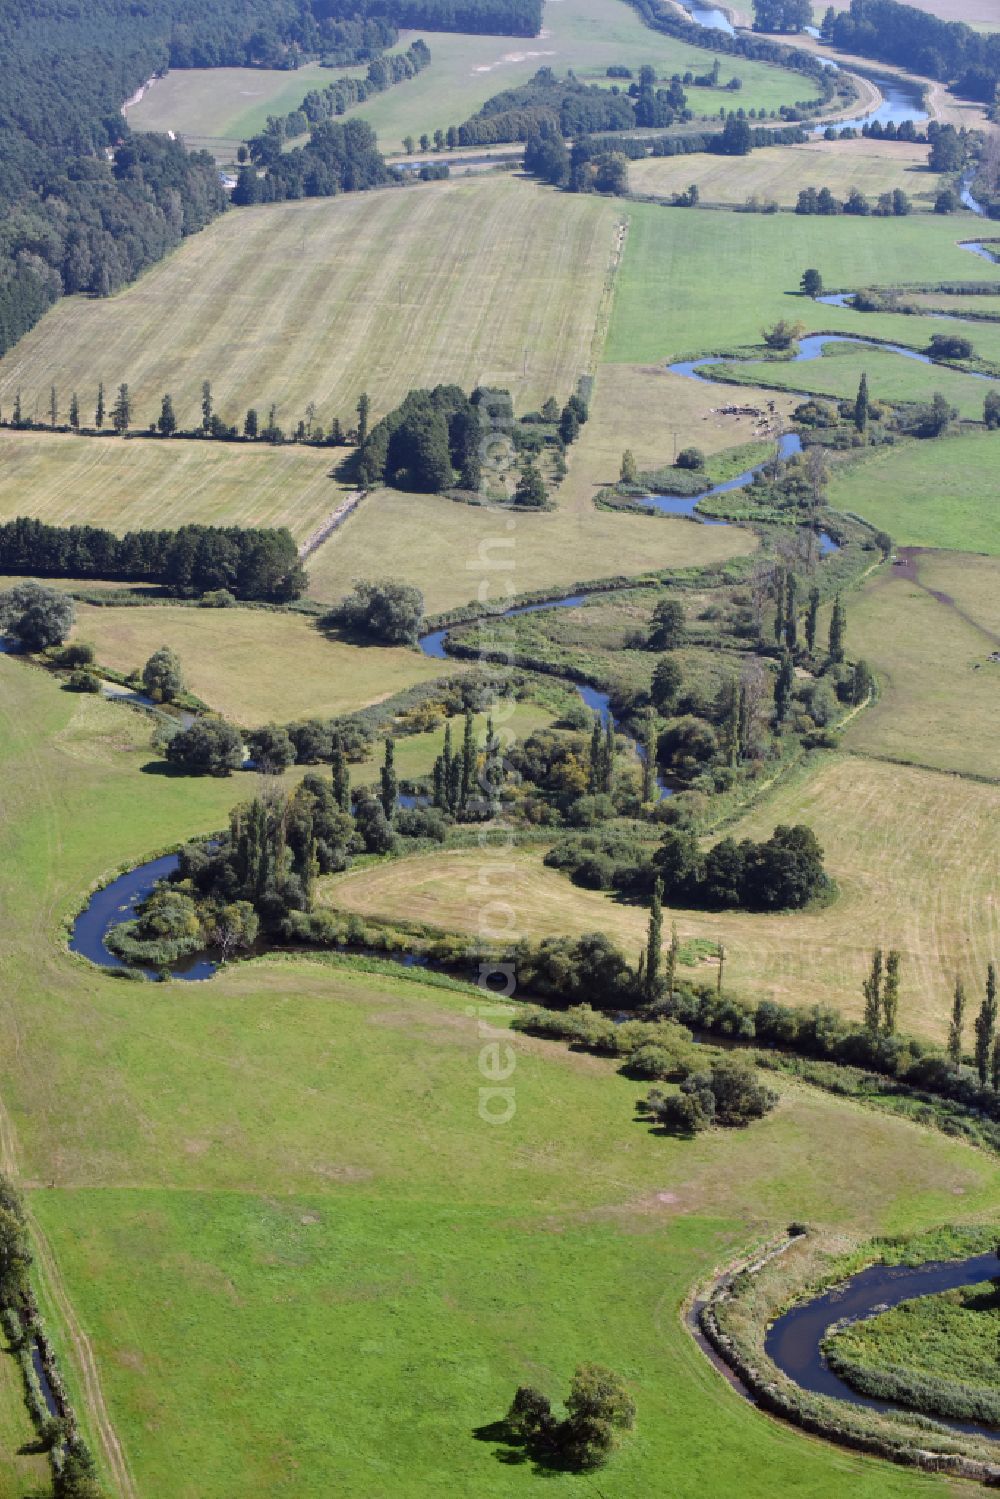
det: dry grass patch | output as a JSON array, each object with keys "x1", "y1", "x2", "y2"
[
  {"x1": 0, "y1": 178, "x2": 620, "y2": 431},
  {"x1": 324, "y1": 754, "x2": 1000, "y2": 1042},
  {"x1": 629, "y1": 139, "x2": 945, "y2": 208},
  {"x1": 833, "y1": 550, "x2": 1000, "y2": 779},
  {"x1": 305, "y1": 483, "x2": 757, "y2": 612},
  {"x1": 0, "y1": 430, "x2": 342, "y2": 539},
  {"x1": 71, "y1": 604, "x2": 451, "y2": 725},
  {"x1": 557, "y1": 363, "x2": 799, "y2": 512}
]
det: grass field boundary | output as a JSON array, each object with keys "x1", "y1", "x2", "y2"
[
  {"x1": 27, "y1": 1207, "x2": 137, "y2": 1499},
  {"x1": 298, "y1": 489, "x2": 366, "y2": 559},
  {"x1": 847, "y1": 746, "x2": 1000, "y2": 788}
]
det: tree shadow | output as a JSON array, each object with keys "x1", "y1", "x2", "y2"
[{"x1": 471, "y1": 1419, "x2": 595, "y2": 1476}]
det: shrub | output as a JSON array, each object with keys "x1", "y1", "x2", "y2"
[
  {"x1": 246, "y1": 723, "x2": 296, "y2": 773},
  {"x1": 330, "y1": 578, "x2": 425, "y2": 644},
  {"x1": 142, "y1": 644, "x2": 184, "y2": 702},
  {"x1": 0, "y1": 580, "x2": 74, "y2": 649},
  {"x1": 66, "y1": 667, "x2": 101, "y2": 692},
  {"x1": 675, "y1": 446, "x2": 705, "y2": 470},
  {"x1": 926, "y1": 332, "x2": 974, "y2": 361},
  {"x1": 54, "y1": 641, "x2": 94, "y2": 667}
]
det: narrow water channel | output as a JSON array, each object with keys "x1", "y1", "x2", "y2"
[{"x1": 764, "y1": 1251, "x2": 1000, "y2": 1441}]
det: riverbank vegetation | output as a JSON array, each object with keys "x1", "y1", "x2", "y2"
[
  {"x1": 823, "y1": 1278, "x2": 1000, "y2": 1426},
  {"x1": 326, "y1": 750, "x2": 999, "y2": 1043}
]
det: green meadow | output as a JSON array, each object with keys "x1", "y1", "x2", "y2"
[
  {"x1": 2, "y1": 652, "x2": 997, "y2": 1497},
  {"x1": 605, "y1": 207, "x2": 1000, "y2": 365},
  {"x1": 827, "y1": 430, "x2": 1000, "y2": 554}
]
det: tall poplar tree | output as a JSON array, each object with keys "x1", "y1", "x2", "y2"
[
  {"x1": 379, "y1": 737, "x2": 397, "y2": 820},
  {"x1": 460, "y1": 707, "x2": 476, "y2": 808},
  {"x1": 95, "y1": 382, "x2": 105, "y2": 429},
  {"x1": 948, "y1": 977, "x2": 966, "y2": 1066},
  {"x1": 645, "y1": 879, "x2": 663, "y2": 999},
  {"x1": 773, "y1": 570, "x2": 786, "y2": 645},
  {"x1": 882, "y1": 949, "x2": 900, "y2": 1036},
  {"x1": 828, "y1": 594, "x2": 846, "y2": 663},
  {"x1": 805, "y1": 585, "x2": 819, "y2": 654},
  {"x1": 774, "y1": 652, "x2": 794, "y2": 723},
  {"x1": 975, "y1": 963, "x2": 998, "y2": 1087},
  {"x1": 665, "y1": 921, "x2": 679, "y2": 1001},
  {"x1": 854, "y1": 371, "x2": 869, "y2": 433},
  {"x1": 784, "y1": 573, "x2": 798, "y2": 650},
  {"x1": 112, "y1": 382, "x2": 130, "y2": 434},
  {"x1": 641, "y1": 713, "x2": 656, "y2": 803},
  {"x1": 332, "y1": 745, "x2": 351, "y2": 813},
  {"x1": 863, "y1": 949, "x2": 883, "y2": 1038}
]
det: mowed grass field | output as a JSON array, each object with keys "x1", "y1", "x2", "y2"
[
  {"x1": 833, "y1": 550, "x2": 1000, "y2": 779},
  {"x1": 326, "y1": 752, "x2": 1000, "y2": 1044},
  {"x1": 0, "y1": 177, "x2": 620, "y2": 432},
  {"x1": 0, "y1": 430, "x2": 342, "y2": 539},
  {"x1": 127, "y1": 60, "x2": 335, "y2": 158},
  {"x1": 126, "y1": 0, "x2": 812, "y2": 155},
  {"x1": 1, "y1": 660, "x2": 996, "y2": 1498},
  {"x1": 305, "y1": 484, "x2": 757, "y2": 611},
  {"x1": 71, "y1": 604, "x2": 453, "y2": 725},
  {"x1": 605, "y1": 205, "x2": 1000, "y2": 365},
  {"x1": 629, "y1": 139, "x2": 946, "y2": 208},
  {"x1": 827, "y1": 430, "x2": 1000, "y2": 555}
]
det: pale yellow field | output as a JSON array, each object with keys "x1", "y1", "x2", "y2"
[
  {"x1": 126, "y1": 61, "x2": 333, "y2": 157},
  {"x1": 629, "y1": 139, "x2": 945, "y2": 208},
  {"x1": 0, "y1": 178, "x2": 621, "y2": 433},
  {"x1": 558, "y1": 362, "x2": 799, "y2": 511},
  {"x1": 833, "y1": 551, "x2": 1000, "y2": 781},
  {"x1": 71, "y1": 604, "x2": 453, "y2": 725},
  {"x1": 323, "y1": 753, "x2": 1000, "y2": 1043},
  {"x1": 305, "y1": 484, "x2": 757, "y2": 612},
  {"x1": 0, "y1": 430, "x2": 342, "y2": 539}
]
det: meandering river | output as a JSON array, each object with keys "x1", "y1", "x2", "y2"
[{"x1": 764, "y1": 1251, "x2": 1000, "y2": 1440}]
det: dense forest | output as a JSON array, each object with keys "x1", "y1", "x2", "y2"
[
  {"x1": 0, "y1": 518, "x2": 305, "y2": 602},
  {"x1": 823, "y1": 0, "x2": 1000, "y2": 100}
]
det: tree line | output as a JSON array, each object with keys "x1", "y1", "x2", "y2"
[
  {"x1": 4, "y1": 378, "x2": 354, "y2": 448},
  {"x1": 234, "y1": 115, "x2": 389, "y2": 202},
  {"x1": 352, "y1": 383, "x2": 581, "y2": 497},
  {"x1": 546, "y1": 820, "x2": 829, "y2": 912},
  {"x1": 0, "y1": 518, "x2": 305, "y2": 602}
]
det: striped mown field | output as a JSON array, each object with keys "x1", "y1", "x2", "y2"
[
  {"x1": 0, "y1": 430, "x2": 342, "y2": 540},
  {"x1": 0, "y1": 178, "x2": 621, "y2": 434}
]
